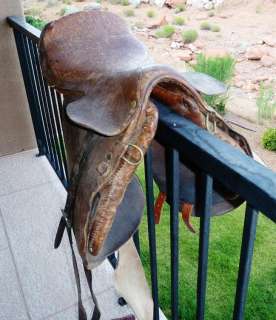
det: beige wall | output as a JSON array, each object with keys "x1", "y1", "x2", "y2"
[{"x1": 0, "y1": 0, "x2": 36, "y2": 157}]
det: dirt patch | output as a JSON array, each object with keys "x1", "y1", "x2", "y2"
[{"x1": 23, "y1": 0, "x2": 276, "y2": 169}]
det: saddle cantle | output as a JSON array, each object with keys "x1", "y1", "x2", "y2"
[{"x1": 39, "y1": 10, "x2": 256, "y2": 319}]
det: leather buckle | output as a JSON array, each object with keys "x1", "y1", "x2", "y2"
[{"x1": 122, "y1": 144, "x2": 143, "y2": 166}]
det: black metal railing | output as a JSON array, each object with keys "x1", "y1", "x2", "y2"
[{"x1": 7, "y1": 16, "x2": 276, "y2": 320}]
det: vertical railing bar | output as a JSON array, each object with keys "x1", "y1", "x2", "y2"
[
  {"x1": 165, "y1": 148, "x2": 180, "y2": 320},
  {"x1": 144, "y1": 147, "x2": 160, "y2": 320},
  {"x1": 24, "y1": 35, "x2": 56, "y2": 165},
  {"x1": 233, "y1": 204, "x2": 258, "y2": 320},
  {"x1": 49, "y1": 87, "x2": 66, "y2": 182},
  {"x1": 33, "y1": 42, "x2": 59, "y2": 171},
  {"x1": 53, "y1": 90, "x2": 68, "y2": 180},
  {"x1": 13, "y1": 30, "x2": 45, "y2": 156},
  {"x1": 196, "y1": 173, "x2": 213, "y2": 320},
  {"x1": 26, "y1": 37, "x2": 51, "y2": 158}
]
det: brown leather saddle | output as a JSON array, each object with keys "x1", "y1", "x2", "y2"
[{"x1": 39, "y1": 10, "x2": 254, "y2": 320}]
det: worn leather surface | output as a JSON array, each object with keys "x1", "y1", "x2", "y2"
[{"x1": 39, "y1": 10, "x2": 253, "y2": 268}]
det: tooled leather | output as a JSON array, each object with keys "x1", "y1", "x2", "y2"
[{"x1": 39, "y1": 10, "x2": 253, "y2": 266}]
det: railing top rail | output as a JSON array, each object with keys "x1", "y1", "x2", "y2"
[
  {"x1": 7, "y1": 16, "x2": 41, "y2": 43},
  {"x1": 155, "y1": 101, "x2": 276, "y2": 223}
]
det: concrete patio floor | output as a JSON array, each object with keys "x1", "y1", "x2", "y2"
[{"x1": 0, "y1": 149, "x2": 135, "y2": 320}]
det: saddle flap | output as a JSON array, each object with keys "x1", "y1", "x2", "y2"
[{"x1": 66, "y1": 75, "x2": 140, "y2": 136}]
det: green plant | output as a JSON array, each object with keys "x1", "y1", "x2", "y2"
[
  {"x1": 262, "y1": 128, "x2": 276, "y2": 151},
  {"x1": 211, "y1": 24, "x2": 220, "y2": 32},
  {"x1": 147, "y1": 10, "x2": 155, "y2": 18},
  {"x1": 257, "y1": 83, "x2": 276, "y2": 123},
  {"x1": 200, "y1": 21, "x2": 211, "y2": 30},
  {"x1": 256, "y1": 4, "x2": 263, "y2": 14},
  {"x1": 121, "y1": 0, "x2": 130, "y2": 6},
  {"x1": 155, "y1": 25, "x2": 175, "y2": 38},
  {"x1": 175, "y1": 3, "x2": 186, "y2": 13},
  {"x1": 25, "y1": 16, "x2": 47, "y2": 30},
  {"x1": 62, "y1": 0, "x2": 72, "y2": 4},
  {"x1": 181, "y1": 29, "x2": 198, "y2": 43},
  {"x1": 124, "y1": 9, "x2": 135, "y2": 17},
  {"x1": 173, "y1": 16, "x2": 185, "y2": 25},
  {"x1": 193, "y1": 53, "x2": 235, "y2": 113}
]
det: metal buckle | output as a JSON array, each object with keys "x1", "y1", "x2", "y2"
[{"x1": 122, "y1": 144, "x2": 144, "y2": 166}]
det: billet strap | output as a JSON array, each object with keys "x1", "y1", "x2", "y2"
[
  {"x1": 66, "y1": 225, "x2": 89, "y2": 320},
  {"x1": 83, "y1": 267, "x2": 101, "y2": 320}
]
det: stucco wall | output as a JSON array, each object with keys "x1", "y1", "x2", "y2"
[{"x1": 0, "y1": 0, "x2": 36, "y2": 157}]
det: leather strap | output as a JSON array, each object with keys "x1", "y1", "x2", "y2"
[{"x1": 66, "y1": 224, "x2": 89, "y2": 320}]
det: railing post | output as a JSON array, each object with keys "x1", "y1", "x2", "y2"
[
  {"x1": 233, "y1": 205, "x2": 258, "y2": 320},
  {"x1": 145, "y1": 148, "x2": 160, "y2": 320},
  {"x1": 196, "y1": 173, "x2": 213, "y2": 320},
  {"x1": 165, "y1": 148, "x2": 180, "y2": 320}
]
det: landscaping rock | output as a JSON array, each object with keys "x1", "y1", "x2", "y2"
[
  {"x1": 179, "y1": 49, "x2": 193, "y2": 61},
  {"x1": 170, "y1": 41, "x2": 182, "y2": 49},
  {"x1": 204, "y1": 48, "x2": 230, "y2": 58},
  {"x1": 246, "y1": 46, "x2": 265, "y2": 60},
  {"x1": 83, "y1": 2, "x2": 101, "y2": 10},
  {"x1": 261, "y1": 55, "x2": 274, "y2": 67},
  {"x1": 262, "y1": 36, "x2": 276, "y2": 47},
  {"x1": 150, "y1": 0, "x2": 166, "y2": 7}
]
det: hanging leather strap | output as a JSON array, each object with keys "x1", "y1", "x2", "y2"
[{"x1": 66, "y1": 223, "x2": 89, "y2": 320}]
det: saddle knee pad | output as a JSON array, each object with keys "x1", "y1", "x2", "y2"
[{"x1": 85, "y1": 176, "x2": 145, "y2": 269}]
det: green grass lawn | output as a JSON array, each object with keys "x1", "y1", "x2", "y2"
[{"x1": 136, "y1": 166, "x2": 276, "y2": 320}]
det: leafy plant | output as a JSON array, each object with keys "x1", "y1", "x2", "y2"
[
  {"x1": 262, "y1": 128, "x2": 276, "y2": 151},
  {"x1": 193, "y1": 53, "x2": 235, "y2": 113},
  {"x1": 200, "y1": 21, "x2": 211, "y2": 30},
  {"x1": 181, "y1": 29, "x2": 198, "y2": 43},
  {"x1": 175, "y1": 3, "x2": 186, "y2": 13},
  {"x1": 211, "y1": 24, "x2": 220, "y2": 32},
  {"x1": 124, "y1": 9, "x2": 135, "y2": 17},
  {"x1": 257, "y1": 83, "x2": 276, "y2": 123},
  {"x1": 155, "y1": 25, "x2": 175, "y2": 38},
  {"x1": 173, "y1": 16, "x2": 185, "y2": 26},
  {"x1": 25, "y1": 16, "x2": 47, "y2": 30},
  {"x1": 121, "y1": 0, "x2": 130, "y2": 6},
  {"x1": 147, "y1": 10, "x2": 155, "y2": 18},
  {"x1": 62, "y1": 0, "x2": 72, "y2": 4}
]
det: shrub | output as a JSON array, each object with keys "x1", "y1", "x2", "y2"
[
  {"x1": 25, "y1": 16, "x2": 47, "y2": 30},
  {"x1": 175, "y1": 3, "x2": 186, "y2": 13},
  {"x1": 193, "y1": 53, "x2": 235, "y2": 113},
  {"x1": 262, "y1": 128, "x2": 276, "y2": 151},
  {"x1": 147, "y1": 10, "x2": 155, "y2": 18},
  {"x1": 182, "y1": 29, "x2": 198, "y2": 43},
  {"x1": 200, "y1": 21, "x2": 211, "y2": 30},
  {"x1": 208, "y1": 11, "x2": 215, "y2": 17},
  {"x1": 121, "y1": 0, "x2": 130, "y2": 6},
  {"x1": 173, "y1": 16, "x2": 185, "y2": 25},
  {"x1": 211, "y1": 24, "x2": 220, "y2": 32},
  {"x1": 155, "y1": 25, "x2": 175, "y2": 38},
  {"x1": 124, "y1": 9, "x2": 135, "y2": 17},
  {"x1": 62, "y1": 0, "x2": 72, "y2": 4},
  {"x1": 257, "y1": 83, "x2": 276, "y2": 123}
]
